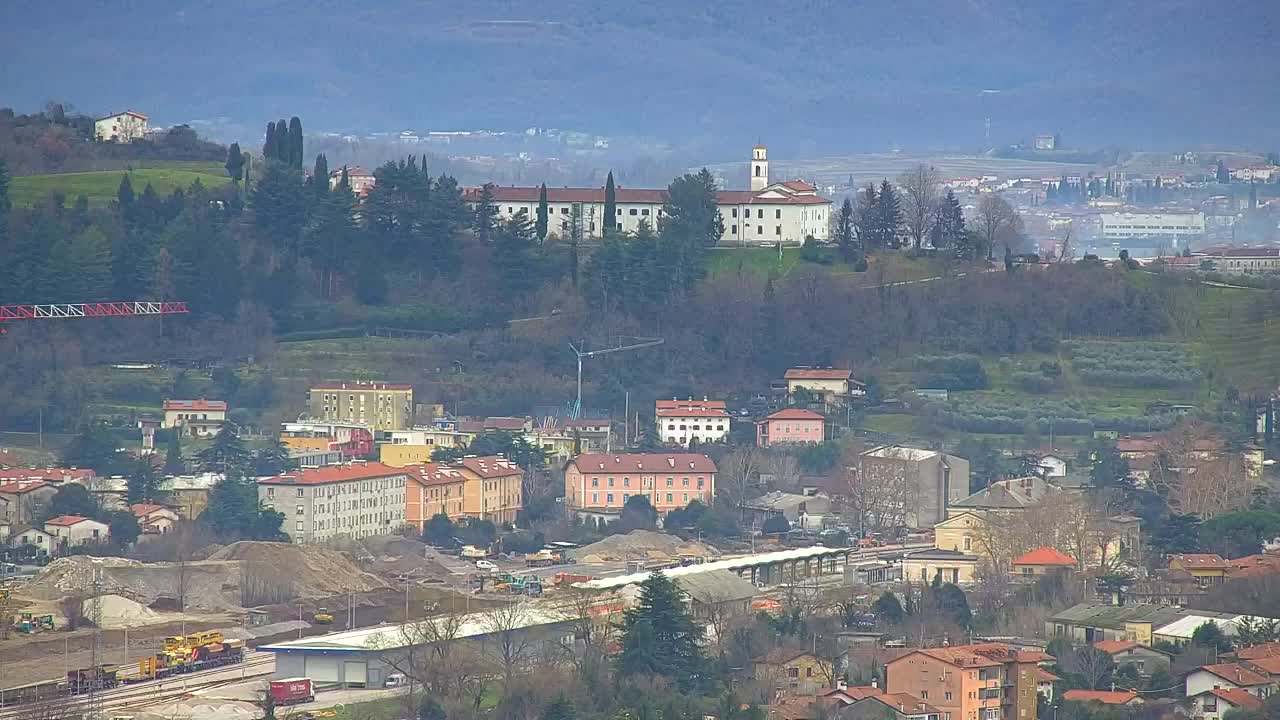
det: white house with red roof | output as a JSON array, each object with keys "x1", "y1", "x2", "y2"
[
  {"x1": 43, "y1": 515, "x2": 109, "y2": 548},
  {"x1": 94, "y1": 110, "x2": 149, "y2": 142},
  {"x1": 1011, "y1": 547, "x2": 1078, "y2": 576},
  {"x1": 0, "y1": 479, "x2": 57, "y2": 526},
  {"x1": 257, "y1": 461, "x2": 409, "y2": 543},
  {"x1": 129, "y1": 503, "x2": 180, "y2": 534},
  {"x1": 464, "y1": 145, "x2": 830, "y2": 245},
  {"x1": 1190, "y1": 687, "x2": 1264, "y2": 720},
  {"x1": 655, "y1": 398, "x2": 731, "y2": 447},
  {"x1": 162, "y1": 398, "x2": 228, "y2": 438}
]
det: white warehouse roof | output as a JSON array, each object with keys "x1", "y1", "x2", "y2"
[{"x1": 575, "y1": 545, "x2": 850, "y2": 591}]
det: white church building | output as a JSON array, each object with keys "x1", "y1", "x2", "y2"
[{"x1": 464, "y1": 146, "x2": 830, "y2": 246}]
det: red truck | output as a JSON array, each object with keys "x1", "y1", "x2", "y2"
[{"x1": 270, "y1": 678, "x2": 315, "y2": 706}]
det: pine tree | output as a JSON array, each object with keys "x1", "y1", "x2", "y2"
[
  {"x1": 835, "y1": 197, "x2": 857, "y2": 262},
  {"x1": 856, "y1": 182, "x2": 877, "y2": 250},
  {"x1": 263, "y1": 121, "x2": 276, "y2": 160},
  {"x1": 494, "y1": 210, "x2": 541, "y2": 299},
  {"x1": 756, "y1": 278, "x2": 784, "y2": 373},
  {"x1": 288, "y1": 117, "x2": 304, "y2": 168},
  {"x1": 251, "y1": 160, "x2": 307, "y2": 245},
  {"x1": 875, "y1": 179, "x2": 901, "y2": 249},
  {"x1": 618, "y1": 571, "x2": 704, "y2": 690},
  {"x1": 195, "y1": 424, "x2": 253, "y2": 478},
  {"x1": 311, "y1": 154, "x2": 329, "y2": 198},
  {"x1": 535, "y1": 183, "x2": 549, "y2": 242},
  {"x1": 165, "y1": 431, "x2": 185, "y2": 474},
  {"x1": 225, "y1": 142, "x2": 245, "y2": 182},
  {"x1": 541, "y1": 696, "x2": 577, "y2": 720},
  {"x1": 48, "y1": 226, "x2": 112, "y2": 300},
  {"x1": 603, "y1": 172, "x2": 617, "y2": 238},
  {"x1": 117, "y1": 174, "x2": 136, "y2": 225},
  {"x1": 127, "y1": 455, "x2": 165, "y2": 504},
  {"x1": 1216, "y1": 159, "x2": 1230, "y2": 184},
  {"x1": 0, "y1": 158, "x2": 10, "y2": 257},
  {"x1": 472, "y1": 184, "x2": 497, "y2": 243}
]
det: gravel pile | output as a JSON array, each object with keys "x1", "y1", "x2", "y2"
[
  {"x1": 85, "y1": 593, "x2": 162, "y2": 629},
  {"x1": 23, "y1": 556, "x2": 245, "y2": 611},
  {"x1": 208, "y1": 541, "x2": 391, "y2": 596},
  {"x1": 574, "y1": 530, "x2": 720, "y2": 563}
]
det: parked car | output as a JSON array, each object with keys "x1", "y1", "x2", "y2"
[
  {"x1": 385, "y1": 673, "x2": 408, "y2": 688},
  {"x1": 475, "y1": 559, "x2": 498, "y2": 572}
]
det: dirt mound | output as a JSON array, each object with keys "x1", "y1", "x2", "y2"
[
  {"x1": 208, "y1": 541, "x2": 391, "y2": 597},
  {"x1": 348, "y1": 536, "x2": 453, "y2": 579},
  {"x1": 574, "y1": 530, "x2": 720, "y2": 563},
  {"x1": 22, "y1": 556, "x2": 245, "y2": 612},
  {"x1": 85, "y1": 594, "x2": 162, "y2": 629}
]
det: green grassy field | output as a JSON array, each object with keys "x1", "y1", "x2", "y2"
[
  {"x1": 10, "y1": 163, "x2": 231, "y2": 207},
  {"x1": 706, "y1": 246, "x2": 803, "y2": 278}
]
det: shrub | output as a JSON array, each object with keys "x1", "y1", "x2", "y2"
[
  {"x1": 914, "y1": 354, "x2": 989, "y2": 390},
  {"x1": 1063, "y1": 340, "x2": 1201, "y2": 388},
  {"x1": 1012, "y1": 371, "x2": 1055, "y2": 394}
]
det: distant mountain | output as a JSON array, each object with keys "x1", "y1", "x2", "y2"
[{"x1": 3, "y1": 0, "x2": 1277, "y2": 156}]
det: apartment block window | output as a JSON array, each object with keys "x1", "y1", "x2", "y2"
[
  {"x1": 731, "y1": 224, "x2": 737, "y2": 234},
  {"x1": 920, "y1": 691, "x2": 928, "y2": 700},
  {"x1": 757, "y1": 225, "x2": 763, "y2": 235},
  {"x1": 945, "y1": 693, "x2": 953, "y2": 701},
  {"x1": 296, "y1": 489, "x2": 305, "y2": 498},
  {"x1": 776, "y1": 225, "x2": 782, "y2": 235},
  {"x1": 591, "y1": 493, "x2": 598, "y2": 503},
  {"x1": 667, "y1": 478, "x2": 674, "y2": 487},
  {"x1": 732, "y1": 208, "x2": 738, "y2": 218},
  {"x1": 666, "y1": 493, "x2": 673, "y2": 503},
  {"x1": 295, "y1": 505, "x2": 304, "y2": 515},
  {"x1": 507, "y1": 207, "x2": 513, "y2": 213},
  {"x1": 757, "y1": 209, "x2": 764, "y2": 219},
  {"x1": 560, "y1": 207, "x2": 569, "y2": 214},
  {"x1": 641, "y1": 209, "x2": 650, "y2": 216},
  {"x1": 267, "y1": 488, "x2": 275, "y2": 497},
  {"x1": 616, "y1": 208, "x2": 622, "y2": 215},
  {"x1": 591, "y1": 478, "x2": 599, "y2": 488},
  {"x1": 629, "y1": 208, "x2": 638, "y2": 216},
  {"x1": 607, "y1": 493, "x2": 614, "y2": 503}
]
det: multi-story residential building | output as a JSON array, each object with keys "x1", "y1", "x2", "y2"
[
  {"x1": 94, "y1": 110, "x2": 149, "y2": 142},
  {"x1": 258, "y1": 462, "x2": 409, "y2": 543},
  {"x1": 757, "y1": 408, "x2": 825, "y2": 447},
  {"x1": 1099, "y1": 212, "x2": 1205, "y2": 244},
  {"x1": 456, "y1": 456, "x2": 523, "y2": 525},
  {"x1": 162, "y1": 399, "x2": 227, "y2": 438},
  {"x1": 886, "y1": 644, "x2": 1048, "y2": 720},
  {"x1": 857, "y1": 446, "x2": 969, "y2": 528},
  {"x1": 901, "y1": 548, "x2": 979, "y2": 585},
  {"x1": 1198, "y1": 247, "x2": 1280, "y2": 273},
  {"x1": 784, "y1": 368, "x2": 864, "y2": 403},
  {"x1": 44, "y1": 515, "x2": 110, "y2": 548},
  {"x1": 1189, "y1": 688, "x2": 1262, "y2": 720},
  {"x1": 280, "y1": 421, "x2": 375, "y2": 459},
  {"x1": 656, "y1": 398, "x2": 730, "y2": 446},
  {"x1": 404, "y1": 463, "x2": 467, "y2": 531},
  {"x1": 463, "y1": 146, "x2": 830, "y2": 245},
  {"x1": 564, "y1": 453, "x2": 717, "y2": 518},
  {"x1": 0, "y1": 480, "x2": 57, "y2": 526},
  {"x1": 308, "y1": 382, "x2": 414, "y2": 431},
  {"x1": 753, "y1": 648, "x2": 844, "y2": 696}
]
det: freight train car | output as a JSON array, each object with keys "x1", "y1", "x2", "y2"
[{"x1": 0, "y1": 677, "x2": 66, "y2": 707}]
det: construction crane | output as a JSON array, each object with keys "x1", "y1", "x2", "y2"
[
  {"x1": 568, "y1": 336, "x2": 664, "y2": 419},
  {"x1": 0, "y1": 301, "x2": 188, "y2": 334}
]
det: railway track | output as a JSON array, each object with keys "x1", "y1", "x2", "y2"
[{"x1": 0, "y1": 652, "x2": 275, "y2": 718}]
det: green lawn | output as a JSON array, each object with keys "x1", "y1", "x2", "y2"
[
  {"x1": 706, "y1": 246, "x2": 803, "y2": 279},
  {"x1": 10, "y1": 164, "x2": 231, "y2": 206}
]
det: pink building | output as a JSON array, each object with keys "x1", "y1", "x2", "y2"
[
  {"x1": 564, "y1": 453, "x2": 716, "y2": 517},
  {"x1": 757, "y1": 408, "x2": 825, "y2": 447}
]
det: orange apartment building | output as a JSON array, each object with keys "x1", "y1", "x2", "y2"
[
  {"x1": 564, "y1": 453, "x2": 717, "y2": 517},
  {"x1": 403, "y1": 455, "x2": 524, "y2": 528},
  {"x1": 886, "y1": 644, "x2": 1048, "y2": 720},
  {"x1": 404, "y1": 463, "x2": 467, "y2": 531}
]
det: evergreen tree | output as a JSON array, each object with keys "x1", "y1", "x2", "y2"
[
  {"x1": 618, "y1": 571, "x2": 704, "y2": 690},
  {"x1": 117, "y1": 174, "x2": 136, "y2": 225},
  {"x1": 165, "y1": 431, "x2": 185, "y2": 475},
  {"x1": 872, "y1": 591, "x2": 906, "y2": 624},
  {"x1": 195, "y1": 424, "x2": 253, "y2": 478},
  {"x1": 273, "y1": 118, "x2": 289, "y2": 162},
  {"x1": 535, "y1": 183, "x2": 549, "y2": 242},
  {"x1": 756, "y1": 277, "x2": 785, "y2": 373},
  {"x1": 311, "y1": 154, "x2": 329, "y2": 198},
  {"x1": 855, "y1": 182, "x2": 878, "y2": 250},
  {"x1": 225, "y1": 142, "x2": 244, "y2": 182},
  {"x1": 584, "y1": 233, "x2": 628, "y2": 308},
  {"x1": 263, "y1": 121, "x2": 276, "y2": 160},
  {"x1": 288, "y1": 117, "x2": 304, "y2": 168},
  {"x1": 126, "y1": 455, "x2": 165, "y2": 504},
  {"x1": 1250, "y1": 180, "x2": 1258, "y2": 210},
  {"x1": 251, "y1": 160, "x2": 307, "y2": 245},
  {"x1": 603, "y1": 172, "x2": 617, "y2": 237},
  {"x1": 472, "y1": 184, "x2": 498, "y2": 243},
  {"x1": 305, "y1": 166, "x2": 355, "y2": 299},
  {"x1": 662, "y1": 169, "x2": 723, "y2": 293},
  {"x1": 62, "y1": 420, "x2": 127, "y2": 475},
  {"x1": 494, "y1": 210, "x2": 541, "y2": 299},
  {"x1": 0, "y1": 158, "x2": 8, "y2": 244},
  {"x1": 254, "y1": 441, "x2": 298, "y2": 476},
  {"x1": 44, "y1": 484, "x2": 101, "y2": 522},
  {"x1": 835, "y1": 197, "x2": 857, "y2": 262},
  {"x1": 541, "y1": 696, "x2": 577, "y2": 720},
  {"x1": 1216, "y1": 159, "x2": 1230, "y2": 184},
  {"x1": 355, "y1": 252, "x2": 388, "y2": 305},
  {"x1": 935, "y1": 189, "x2": 966, "y2": 251},
  {"x1": 874, "y1": 179, "x2": 901, "y2": 249}
]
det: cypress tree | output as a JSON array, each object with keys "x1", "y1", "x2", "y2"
[
  {"x1": 225, "y1": 142, "x2": 245, "y2": 182},
  {"x1": 165, "y1": 431, "x2": 185, "y2": 475},
  {"x1": 263, "y1": 121, "x2": 276, "y2": 159},
  {"x1": 473, "y1": 184, "x2": 497, "y2": 243},
  {"x1": 312, "y1": 153, "x2": 329, "y2": 197},
  {"x1": 1216, "y1": 159, "x2": 1230, "y2": 184},
  {"x1": 535, "y1": 183, "x2": 549, "y2": 242},
  {"x1": 274, "y1": 118, "x2": 289, "y2": 162},
  {"x1": 288, "y1": 116, "x2": 304, "y2": 168},
  {"x1": 0, "y1": 158, "x2": 9, "y2": 251},
  {"x1": 603, "y1": 171, "x2": 617, "y2": 237},
  {"x1": 117, "y1": 174, "x2": 136, "y2": 225}
]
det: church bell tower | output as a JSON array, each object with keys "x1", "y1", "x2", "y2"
[{"x1": 750, "y1": 145, "x2": 769, "y2": 192}]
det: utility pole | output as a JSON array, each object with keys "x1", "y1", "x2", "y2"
[{"x1": 568, "y1": 337, "x2": 664, "y2": 419}]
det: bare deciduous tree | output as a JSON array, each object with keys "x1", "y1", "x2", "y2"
[
  {"x1": 847, "y1": 444, "x2": 916, "y2": 532},
  {"x1": 765, "y1": 452, "x2": 802, "y2": 493},
  {"x1": 719, "y1": 447, "x2": 763, "y2": 511},
  {"x1": 899, "y1": 164, "x2": 941, "y2": 250},
  {"x1": 479, "y1": 601, "x2": 537, "y2": 690},
  {"x1": 975, "y1": 194, "x2": 1023, "y2": 260}
]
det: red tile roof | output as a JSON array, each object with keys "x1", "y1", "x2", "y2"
[
  {"x1": 1201, "y1": 688, "x2": 1263, "y2": 710},
  {"x1": 1237, "y1": 642, "x2": 1280, "y2": 660},
  {"x1": 655, "y1": 399, "x2": 727, "y2": 411},
  {"x1": 1170, "y1": 553, "x2": 1231, "y2": 570},
  {"x1": 1226, "y1": 554, "x2": 1280, "y2": 578},
  {"x1": 570, "y1": 453, "x2": 717, "y2": 474},
  {"x1": 1063, "y1": 690, "x2": 1138, "y2": 705},
  {"x1": 656, "y1": 407, "x2": 730, "y2": 418},
  {"x1": 785, "y1": 368, "x2": 852, "y2": 381},
  {"x1": 45, "y1": 515, "x2": 92, "y2": 527},
  {"x1": 163, "y1": 399, "x2": 227, "y2": 412},
  {"x1": 483, "y1": 417, "x2": 528, "y2": 431},
  {"x1": 1246, "y1": 656, "x2": 1280, "y2": 674},
  {"x1": 1037, "y1": 668, "x2": 1061, "y2": 682},
  {"x1": 457, "y1": 456, "x2": 523, "y2": 478},
  {"x1": 0, "y1": 468, "x2": 95, "y2": 483},
  {"x1": 1013, "y1": 547, "x2": 1078, "y2": 567},
  {"x1": 870, "y1": 693, "x2": 939, "y2": 716},
  {"x1": 780, "y1": 180, "x2": 817, "y2": 192},
  {"x1": 821, "y1": 686, "x2": 883, "y2": 702},
  {"x1": 464, "y1": 185, "x2": 829, "y2": 206},
  {"x1": 404, "y1": 463, "x2": 467, "y2": 487},
  {"x1": 1198, "y1": 663, "x2": 1271, "y2": 686},
  {"x1": 310, "y1": 382, "x2": 412, "y2": 391},
  {"x1": 260, "y1": 462, "x2": 409, "y2": 485},
  {"x1": 0, "y1": 480, "x2": 51, "y2": 494},
  {"x1": 129, "y1": 503, "x2": 170, "y2": 517},
  {"x1": 1093, "y1": 640, "x2": 1139, "y2": 654},
  {"x1": 765, "y1": 409, "x2": 826, "y2": 421},
  {"x1": 98, "y1": 110, "x2": 149, "y2": 121}
]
